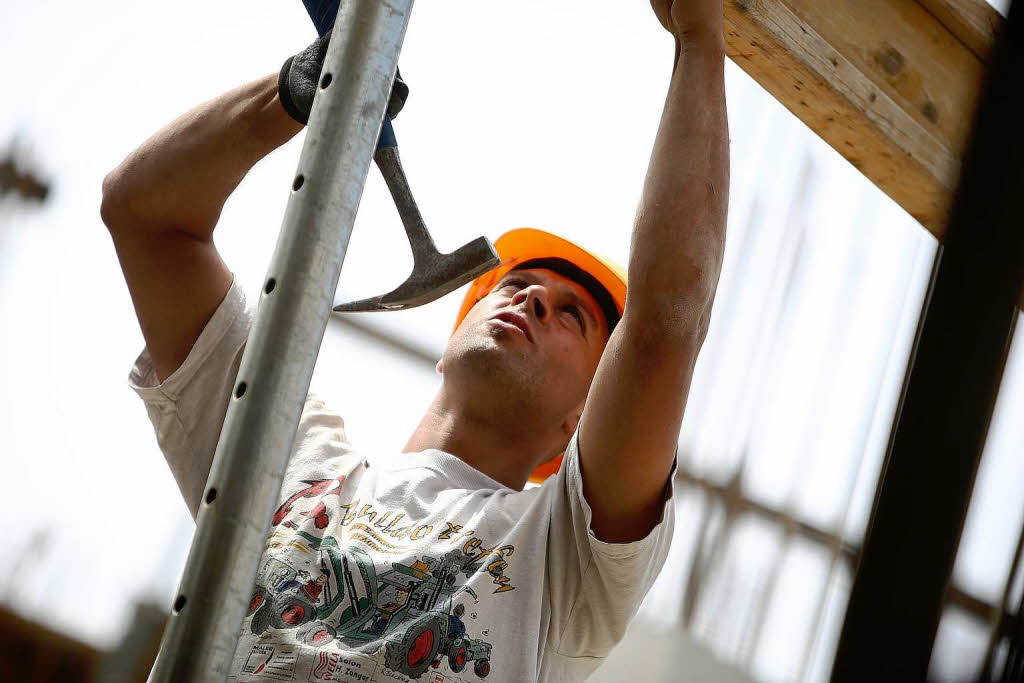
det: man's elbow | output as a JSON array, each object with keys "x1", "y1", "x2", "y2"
[
  {"x1": 100, "y1": 165, "x2": 134, "y2": 234},
  {"x1": 100, "y1": 152, "x2": 167, "y2": 236}
]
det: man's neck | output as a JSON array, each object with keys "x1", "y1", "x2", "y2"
[{"x1": 403, "y1": 389, "x2": 548, "y2": 491}]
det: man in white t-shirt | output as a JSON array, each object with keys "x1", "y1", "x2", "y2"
[{"x1": 101, "y1": 1, "x2": 729, "y2": 680}]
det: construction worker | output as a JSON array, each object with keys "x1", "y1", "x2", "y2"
[{"x1": 100, "y1": 0, "x2": 728, "y2": 680}]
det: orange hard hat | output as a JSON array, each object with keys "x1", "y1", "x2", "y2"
[{"x1": 452, "y1": 228, "x2": 627, "y2": 484}]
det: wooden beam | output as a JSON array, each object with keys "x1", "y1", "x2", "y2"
[
  {"x1": 916, "y1": 0, "x2": 1004, "y2": 62},
  {"x1": 723, "y1": 0, "x2": 997, "y2": 239}
]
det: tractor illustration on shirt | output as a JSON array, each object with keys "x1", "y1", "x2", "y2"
[
  {"x1": 246, "y1": 532, "x2": 493, "y2": 679},
  {"x1": 428, "y1": 603, "x2": 493, "y2": 678}
]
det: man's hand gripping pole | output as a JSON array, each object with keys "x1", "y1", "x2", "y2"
[{"x1": 281, "y1": 8, "x2": 500, "y2": 313}]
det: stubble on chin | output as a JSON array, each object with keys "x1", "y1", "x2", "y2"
[
  {"x1": 443, "y1": 326, "x2": 542, "y2": 408},
  {"x1": 451, "y1": 326, "x2": 527, "y2": 377}
]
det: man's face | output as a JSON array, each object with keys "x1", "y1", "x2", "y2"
[{"x1": 441, "y1": 268, "x2": 610, "y2": 441}]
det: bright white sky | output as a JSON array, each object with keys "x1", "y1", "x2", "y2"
[{"x1": 1, "y1": 2, "x2": 1020, "y2": 681}]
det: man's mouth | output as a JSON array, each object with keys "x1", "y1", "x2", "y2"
[{"x1": 490, "y1": 311, "x2": 533, "y2": 342}]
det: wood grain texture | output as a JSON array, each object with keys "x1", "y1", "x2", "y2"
[
  {"x1": 915, "y1": 0, "x2": 1004, "y2": 62},
  {"x1": 723, "y1": 0, "x2": 995, "y2": 239}
]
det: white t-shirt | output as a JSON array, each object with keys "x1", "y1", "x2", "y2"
[{"x1": 129, "y1": 279, "x2": 675, "y2": 683}]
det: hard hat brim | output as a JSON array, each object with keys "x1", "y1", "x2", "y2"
[{"x1": 453, "y1": 228, "x2": 626, "y2": 335}]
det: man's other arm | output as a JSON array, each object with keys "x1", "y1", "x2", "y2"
[
  {"x1": 578, "y1": 1, "x2": 728, "y2": 542},
  {"x1": 101, "y1": 73, "x2": 302, "y2": 382}
]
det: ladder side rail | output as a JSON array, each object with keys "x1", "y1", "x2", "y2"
[{"x1": 147, "y1": 2, "x2": 414, "y2": 679}]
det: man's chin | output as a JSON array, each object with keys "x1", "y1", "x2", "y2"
[
  {"x1": 458, "y1": 324, "x2": 526, "y2": 351},
  {"x1": 445, "y1": 333, "x2": 533, "y2": 379}
]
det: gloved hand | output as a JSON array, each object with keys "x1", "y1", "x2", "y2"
[{"x1": 278, "y1": 29, "x2": 409, "y2": 125}]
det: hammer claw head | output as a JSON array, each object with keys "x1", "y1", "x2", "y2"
[{"x1": 333, "y1": 237, "x2": 500, "y2": 313}]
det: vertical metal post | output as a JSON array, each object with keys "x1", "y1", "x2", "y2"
[
  {"x1": 831, "y1": 0, "x2": 1024, "y2": 678},
  {"x1": 147, "y1": 2, "x2": 414, "y2": 680}
]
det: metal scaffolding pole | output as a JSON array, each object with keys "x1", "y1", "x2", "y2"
[{"x1": 147, "y1": 1, "x2": 414, "y2": 679}]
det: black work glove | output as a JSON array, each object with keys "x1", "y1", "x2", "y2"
[{"x1": 279, "y1": 30, "x2": 409, "y2": 125}]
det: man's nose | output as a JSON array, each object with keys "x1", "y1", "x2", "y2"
[{"x1": 512, "y1": 284, "x2": 549, "y2": 320}]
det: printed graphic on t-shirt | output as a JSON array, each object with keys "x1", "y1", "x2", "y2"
[
  {"x1": 240, "y1": 473, "x2": 508, "y2": 681},
  {"x1": 241, "y1": 643, "x2": 299, "y2": 680}
]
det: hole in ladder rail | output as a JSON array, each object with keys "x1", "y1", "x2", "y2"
[
  {"x1": 265, "y1": 278, "x2": 276, "y2": 295},
  {"x1": 173, "y1": 595, "x2": 187, "y2": 613},
  {"x1": 205, "y1": 488, "x2": 217, "y2": 505},
  {"x1": 293, "y1": 175, "x2": 304, "y2": 191},
  {"x1": 235, "y1": 382, "x2": 247, "y2": 399},
  {"x1": 320, "y1": 73, "x2": 332, "y2": 89}
]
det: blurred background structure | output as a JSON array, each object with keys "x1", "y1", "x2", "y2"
[{"x1": 0, "y1": 0, "x2": 1020, "y2": 681}]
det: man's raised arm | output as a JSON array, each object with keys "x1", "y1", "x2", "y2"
[
  {"x1": 578, "y1": 0, "x2": 729, "y2": 542},
  {"x1": 101, "y1": 73, "x2": 303, "y2": 382}
]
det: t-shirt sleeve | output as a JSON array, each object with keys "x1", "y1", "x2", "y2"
[
  {"x1": 545, "y1": 427, "x2": 676, "y2": 659},
  {"x1": 127, "y1": 278, "x2": 252, "y2": 520}
]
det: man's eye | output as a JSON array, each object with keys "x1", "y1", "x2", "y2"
[
  {"x1": 498, "y1": 278, "x2": 528, "y2": 292},
  {"x1": 564, "y1": 306, "x2": 585, "y2": 331}
]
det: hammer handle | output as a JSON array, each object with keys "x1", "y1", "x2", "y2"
[
  {"x1": 373, "y1": 146, "x2": 437, "y2": 258},
  {"x1": 302, "y1": 0, "x2": 341, "y2": 38}
]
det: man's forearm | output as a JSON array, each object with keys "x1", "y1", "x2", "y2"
[
  {"x1": 101, "y1": 73, "x2": 303, "y2": 240},
  {"x1": 626, "y1": 33, "x2": 729, "y2": 338}
]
